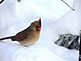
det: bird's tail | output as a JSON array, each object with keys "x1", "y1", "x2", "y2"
[{"x1": 0, "y1": 36, "x2": 14, "y2": 40}]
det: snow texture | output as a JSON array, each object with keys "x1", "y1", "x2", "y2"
[
  {"x1": 0, "y1": 0, "x2": 80, "y2": 61},
  {"x1": 0, "y1": 41, "x2": 66, "y2": 61}
]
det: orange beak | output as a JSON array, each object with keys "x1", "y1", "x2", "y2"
[{"x1": 37, "y1": 18, "x2": 41, "y2": 31}]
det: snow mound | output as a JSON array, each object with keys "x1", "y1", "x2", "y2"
[{"x1": 0, "y1": 41, "x2": 66, "y2": 61}]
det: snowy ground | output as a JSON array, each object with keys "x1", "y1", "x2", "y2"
[{"x1": 0, "y1": 0, "x2": 80, "y2": 61}]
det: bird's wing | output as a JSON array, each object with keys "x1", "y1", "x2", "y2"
[{"x1": 13, "y1": 31, "x2": 28, "y2": 41}]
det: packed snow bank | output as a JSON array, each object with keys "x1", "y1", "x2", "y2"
[
  {"x1": 52, "y1": 0, "x2": 81, "y2": 35},
  {"x1": 38, "y1": 38, "x2": 79, "y2": 61},
  {"x1": 0, "y1": 41, "x2": 66, "y2": 61}
]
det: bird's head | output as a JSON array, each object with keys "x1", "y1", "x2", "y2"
[{"x1": 30, "y1": 18, "x2": 41, "y2": 31}]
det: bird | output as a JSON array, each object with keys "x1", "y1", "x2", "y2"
[{"x1": 0, "y1": 18, "x2": 41, "y2": 47}]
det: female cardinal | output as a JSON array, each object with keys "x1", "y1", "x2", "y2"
[{"x1": 0, "y1": 18, "x2": 41, "y2": 46}]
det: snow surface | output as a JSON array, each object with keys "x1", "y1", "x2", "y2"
[
  {"x1": 0, "y1": 0, "x2": 80, "y2": 61},
  {"x1": 0, "y1": 41, "x2": 66, "y2": 61}
]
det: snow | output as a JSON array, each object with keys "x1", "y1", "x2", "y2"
[
  {"x1": 0, "y1": 41, "x2": 66, "y2": 61},
  {"x1": 0, "y1": 0, "x2": 80, "y2": 61}
]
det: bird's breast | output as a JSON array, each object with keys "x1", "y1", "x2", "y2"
[{"x1": 19, "y1": 31, "x2": 40, "y2": 46}]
